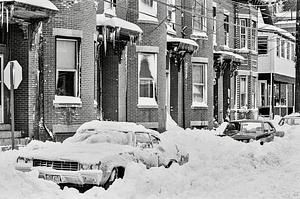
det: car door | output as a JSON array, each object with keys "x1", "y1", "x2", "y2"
[{"x1": 134, "y1": 132, "x2": 159, "y2": 168}]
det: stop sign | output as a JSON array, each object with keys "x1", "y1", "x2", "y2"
[{"x1": 4, "y1": 60, "x2": 23, "y2": 90}]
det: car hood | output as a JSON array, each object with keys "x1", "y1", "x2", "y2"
[{"x1": 18, "y1": 142, "x2": 136, "y2": 164}]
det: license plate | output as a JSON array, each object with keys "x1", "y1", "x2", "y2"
[{"x1": 45, "y1": 174, "x2": 61, "y2": 183}]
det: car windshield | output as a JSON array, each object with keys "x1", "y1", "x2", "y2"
[
  {"x1": 240, "y1": 122, "x2": 262, "y2": 133},
  {"x1": 64, "y1": 130, "x2": 131, "y2": 145}
]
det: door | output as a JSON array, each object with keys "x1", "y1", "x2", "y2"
[{"x1": 0, "y1": 55, "x2": 3, "y2": 123}]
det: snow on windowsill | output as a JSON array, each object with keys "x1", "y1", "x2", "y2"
[
  {"x1": 53, "y1": 95, "x2": 82, "y2": 108},
  {"x1": 137, "y1": 97, "x2": 158, "y2": 109},
  {"x1": 191, "y1": 102, "x2": 208, "y2": 108}
]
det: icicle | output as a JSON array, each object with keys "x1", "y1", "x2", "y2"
[
  {"x1": 6, "y1": 7, "x2": 8, "y2": 32},
  {"x1": 102, "y1": 26, "x2": 107, "y2": 54},
  {"x1": 116, "y1": 27, "x2": 120, "y2": 40},
  {"x1": 1, "y1": 2, "x2": 3, "y2": 27},
  {"x1": 129, "y1": 35, "x2": 134, "y2": 45},
  {"x1": 112, "y1": 30, "x2": 116, "y2": 49},
  {"x1": 138, "y1": 33, "x2": 142, "y2": 43}
]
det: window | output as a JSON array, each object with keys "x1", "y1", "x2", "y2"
[
  {"x1": 281, "y1": 39, "x2": 285, "y2": 58},
  {"x1": 139, "y1": 0, "x2": 157, "y2": 22},
  {"x1": 251, "y1": 21, "x2": 256, "y2": 50},
  {"x1": 291, "y1": 43, "x2": 295, "y2": 60},
  {"x1": 192, "y1": 63, "x2": 207, "y2": 105},
  {"x1": 260, "y1": 82, "x2": 267, "y2": 106},
  {"x1": 276, "y1": 38, "x2": 280, "y2": 57},
  {"x1": 240, "y1": 19, "x2": 247, "y2": 48},
  {"x1": 224, "y1": 14, "x2": 229, "y2": 46},
  {"x1": 142, "y1": 0, "x2": 153, "y2": 6},
  {"x1": 138, "y1": 53, "x2": 157, "y2": 106},
  {"x1": 240, "y1": 77, "x2": 247, "y2": 107},
  {"x1": 274, "y1": 83, "x2": 287, "y2": 106},
  {"x1": 193, "y1": 0, "x2": 206, "y2": 32},
  {"x1": 213, "y1": 6, "x2": 217, "y2": 45},
  {"x1": 287, "y1": 42, "x2": 290, "y2": 59},
  {"x1": 56, "y1": 38, "x2": 79, "y2": 97},
  {"x1": 258, "y1": 36, "x2": 268, "y2": 54},
  {"x1": 103, "y1": 0, "x2": 116, "y2": 15},
  {"x1": 166, "y1": 0, "x2": 175, "y2": 34}
]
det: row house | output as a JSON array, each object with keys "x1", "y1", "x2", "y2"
[
  {"x1": 257, "y1": 12, "x2": 295, "y2": 117},
  {"x1": 0, "y1": 0, "x2": 57, "y2": 146},
  {"x1": 212, "y1": 0, "x2": 261, "y2": 122}
]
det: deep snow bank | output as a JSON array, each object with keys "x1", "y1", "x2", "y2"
[{"x1": 1, "y1": 125, "x2": 300, "y2": 199}]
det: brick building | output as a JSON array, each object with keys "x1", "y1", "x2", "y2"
[{"x1": 0, "y1": 0, "x2": 57, "y2": 146}]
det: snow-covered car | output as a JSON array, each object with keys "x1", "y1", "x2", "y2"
[
  {"x1": 15, "y1": 121, "x2": 189, "y2": 189},
  {"x1": 219, "y1": 120, "x2": 283, "y2": 144},
  {"x1": 278, "y1": 114, "x2": 300, "y2": 126}
]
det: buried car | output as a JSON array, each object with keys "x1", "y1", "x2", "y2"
[
  {"x1": 278, "y1": 114, "x2": 300, "y2": 126},
  {"x1": 15, "y1": 121, "x2": 189, "y2": 190},
  {"x1": 219, "y1": 120, "x2": 284, "y2": 144}
]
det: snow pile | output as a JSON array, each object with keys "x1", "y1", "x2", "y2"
[{"x1": 1, "y1": 123, "x2": 300, "y2": 199}]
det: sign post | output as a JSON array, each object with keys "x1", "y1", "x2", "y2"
[
  {"x1": 4, "y1": 60, "x2": 22, "y2": 150},
  {"x1": 10, "y1": 61, "x2": 14, "y2": 150}
]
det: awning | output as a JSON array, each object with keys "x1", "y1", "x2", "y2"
[
  {"x1": 2, "y1": 0, "x2": 58, "y2": 11},
  {"x1": 97, "y1": 14, "x2": 143, "y2": 35},
  {"x1": 167, "y1": 35, "x2": 198, "y2": 53},
  {"x1": 214, "y1": 50, "x2": 245, "y2": 61}
]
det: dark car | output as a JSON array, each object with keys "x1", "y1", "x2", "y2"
[
  {"x1": 220, "y1": 120, "x2": 281, "y2": 145},
  {"x1": 278, "y1": 114, "x2": 300, "y2": 126}
]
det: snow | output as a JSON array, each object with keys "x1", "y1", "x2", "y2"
[
  {"x1": 1, "y1": 0, "x2": 59, "y2": 11},
  {"x1": 258, "y1": 22, "x2": 295, "y2": 40},
  {"x1": 53, "y1": 95, "x2": 82, "y2": 106},
  {"x1": 2, "y1": 118, "x2": 300, "y2": 199}
]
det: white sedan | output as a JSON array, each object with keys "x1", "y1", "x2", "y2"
[{"x1": 15, "y1": 121, "x2": 189, "y2": 190}]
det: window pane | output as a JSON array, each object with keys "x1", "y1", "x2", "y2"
[
  {"x1": 57, "y1": 40, "x2": 76, "y2": 69},
  {"x1": 140, "y1": 79, "x2": 153, "y2": 98},
  {"x1": 56, "y1": 71, "x2": 75, "y2": 96},
  {"x1": 140, "y1": 58, "x2": 153, "y2": 78},
  {"x1": 193, "y1": 65, "x2": 204, "y2": 84},
  {"x1": 193, "y1": 85, "x2": 204, "y2": 103}
]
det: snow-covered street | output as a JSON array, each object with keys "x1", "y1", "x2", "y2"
[{"x1": 1, "y1": 123, "x2": 300, "y2": 199}]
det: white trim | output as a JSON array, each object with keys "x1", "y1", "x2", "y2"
[
  {"x1": 191, "y1": 57, "x2": 208, "y2": 63},
  {"x1": 136, "y1": 46, "x2": 159, "y2": 53},
  {"x1": 223, "y1": 9, "x2": 230, "y2": 15},
  {"x1": 53, "y1": 28, "x2": 83, "y2": 38},
  {"x1": 138, "y1": 0, "x2": 158, "y2": 23},
  {"x1": 53, "y1": 95, "x2": 82, "y2": 108},
  {"x1": 236, "y1": 70, "x2": 258, "y2": 77},
  {"x1": 238, "y1": 14, "x2": 258, "y2": 21}
]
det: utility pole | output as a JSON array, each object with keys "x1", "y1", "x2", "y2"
[{"x1": 296, "y1": 0, "x2": 300, "y2": 112}]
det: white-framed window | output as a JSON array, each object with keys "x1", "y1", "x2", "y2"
[
  {"x1": 193, "y1": 0, "x2": 206, "y2": 33},
  {"x1": 104, "y1": 0, "x2": 116, "y2": 15},
  {"x1": 276, "y1": 38, "x2": 280, "y2": 57},
  {"x1": 251, "y1": 20, "x2": 256, "y2": 51},
  {"x1": 259, "y1": 81, "x2": 268, "y2": 106},
  {"x1": 56, "y1": 38, "x2": 79, "y2": 97},
  {"x1": 240, "y1": 19, "x2": 247, "y2": 48},
  {"x1": 258, "y1": 36, "x2": 268, "y2": 54},
  {"x1": 138, "y1": 0, "x2": 157, "y2": 22},
  {"x1": 281, "y1": 39, "x2": 285, "y2": 58},
  {"x1": 240, "y1": 76, "x2": 247, "y2": 108},
  {"x1": 213, "y1": 5, "x2": 217, "y2": 45},
  {"x1": 287, "y1": 41, "x2": 290, "y2": 60},
  {"x1": 192, "y1": 63, "x2": 207, "y2": 106},
  {"x1": 224, "y1": 13, "x2": 229, "y2": 46},
  {"x1": 166, "y1": 0, "x2": 176, "y2": 34},
  {"x1": 138, "y1": 53, "x2": 157, "y2": 107}
]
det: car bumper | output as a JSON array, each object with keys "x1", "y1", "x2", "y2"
[{"x1": 16, "y1": 165, "x2": 103, "y2": 186}]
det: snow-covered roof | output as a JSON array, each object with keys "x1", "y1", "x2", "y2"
[
  {"x1": 1, "y1": 0, "x2": 58, "y2": 11},
  {"x1": 258, "y1": 23, "x2": 295, "y2": 41},
  {"x1": 214, "y1": 50, "x2": 245, "y2": 61},
  {"x1": 167, "y1": 35, "x2": 198, "y2": 48},
  {"x1": 96, "y1": 14, "x2": 143, "y2": 34}
]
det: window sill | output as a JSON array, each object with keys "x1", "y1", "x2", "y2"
[
  {"x1": 137, "y1": 98, "x2": 158, "y2": 109},
  {"x1": 191, "y1": 102, "x2": 208, "y2": 109},
  {"x1": 137, "y1": 18, "x2": 158, "y2": 25},
  {"x1": 53, "y1": 95, "x2": 82, "y2": 108},
  {"x1": 190, "y1": 32, "x2": 208, "y2": 40}
]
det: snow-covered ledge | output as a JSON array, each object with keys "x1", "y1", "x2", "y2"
[
  {"x1": 137, "y1": 97, "x2": 158, "y2": 109},
  {"x1": 53, "y1": 95, "x2": 82, "y2": 108}
]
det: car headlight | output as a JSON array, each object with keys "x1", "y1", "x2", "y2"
[
  {"x1": 80, "y1": 162, "x2": 101, "y2": 170},
  {"x1": 16, "y1": 156, "x2": 33, "y2": 165}
]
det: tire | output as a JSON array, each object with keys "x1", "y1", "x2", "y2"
[{"x1": 104, "y1": 168, "x2": 118, "y2": 190}]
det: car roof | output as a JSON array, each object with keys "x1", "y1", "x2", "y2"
[{"x1": 229, "y1": 120, "x2": 266, "y2": 123}]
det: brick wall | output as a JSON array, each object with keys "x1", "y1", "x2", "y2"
[{"x1": 41, "y1": 0, "x2": 96, "y2": 140}]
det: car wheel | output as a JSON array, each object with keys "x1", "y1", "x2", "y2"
[{"x1": 104, "y1": 168, "x2": 118, "y2": 190}]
